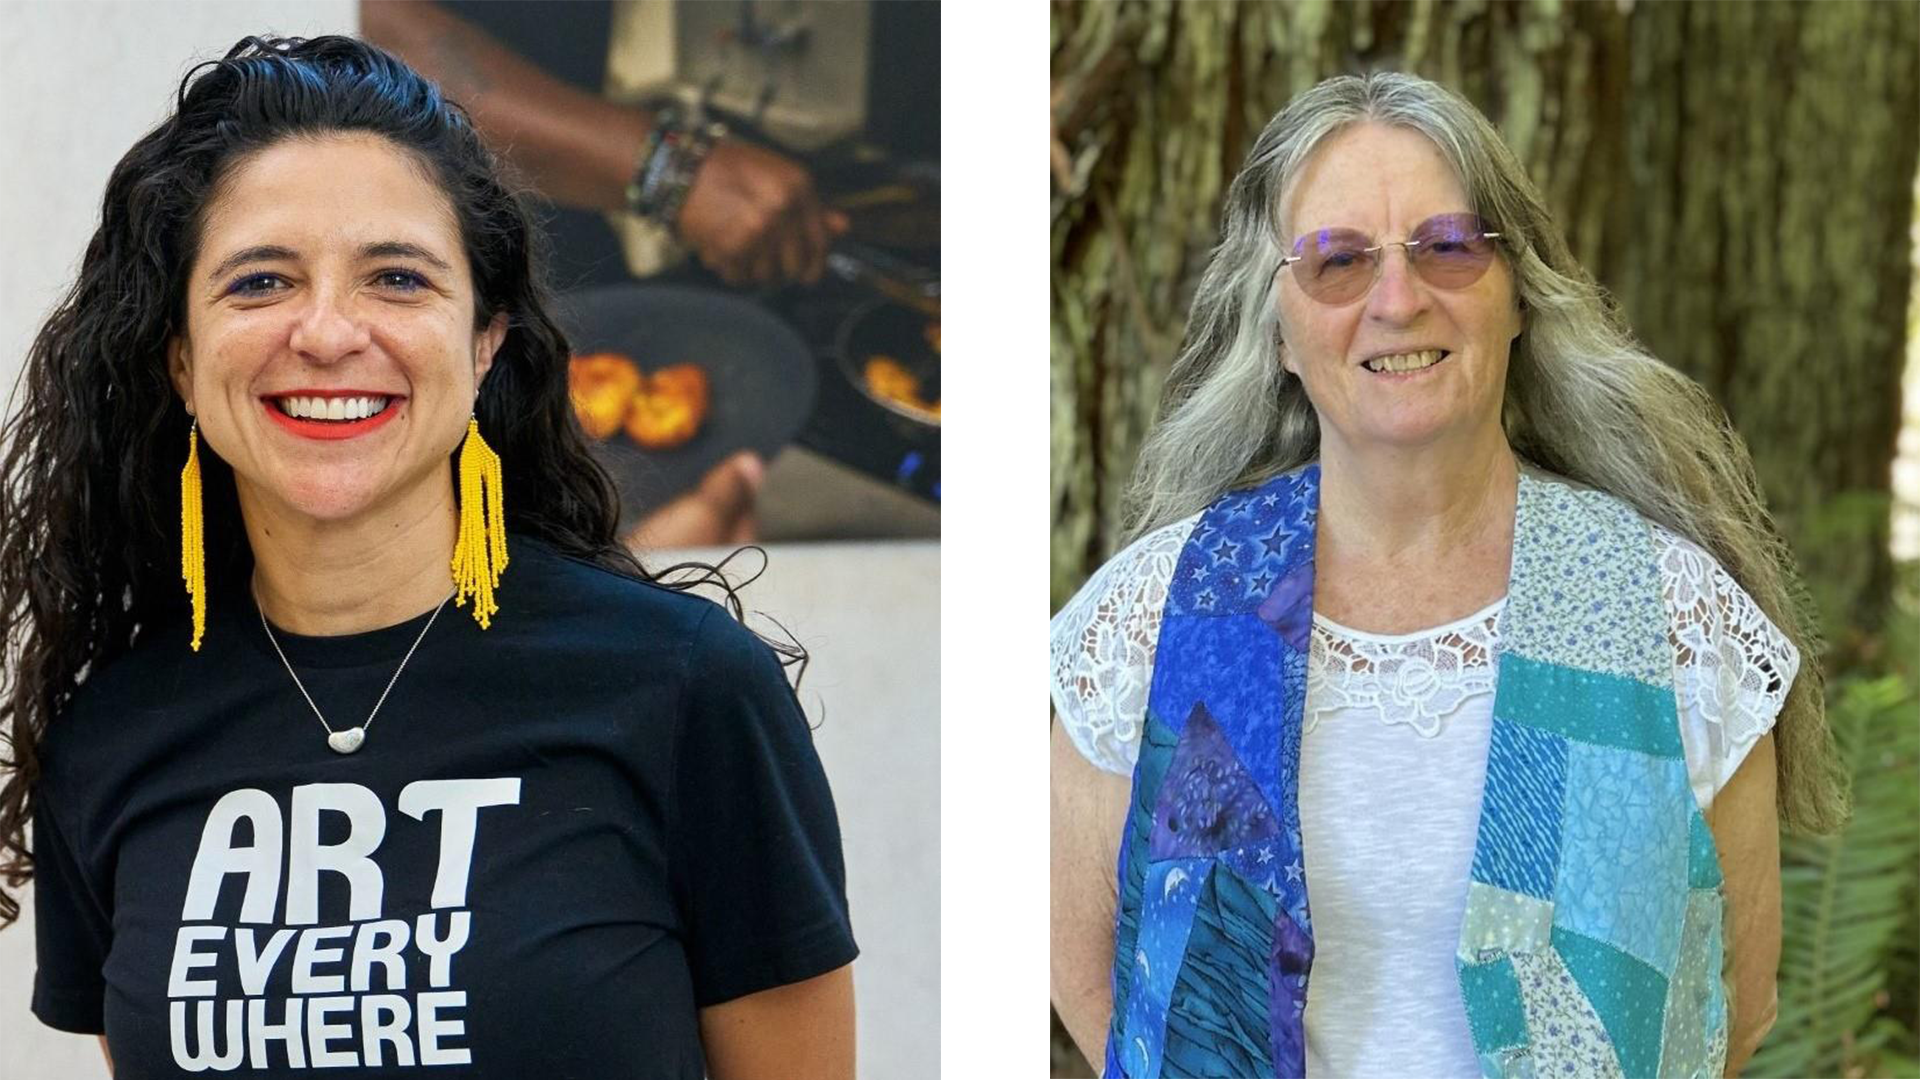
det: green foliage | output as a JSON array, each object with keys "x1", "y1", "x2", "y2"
[
  {"x1": 1790, "y1": 490, "x2": 1898, "y2": 651},
  {"x1": 1745, "y1": 632, "x2": 1920, "y2": 1077}
]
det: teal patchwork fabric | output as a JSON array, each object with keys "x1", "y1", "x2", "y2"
[
  {"x1": 1493, "y1": 657, "x2": 1685, "y2": 758},
  {"x1": 1461, "y1": 956, "x2": 1530, "y2": 1050},
  {"x1": 1688, "y1": 812, "x2": 1724, "y2": 889},
  {"x1": 1163, "y1": 865, "x2": 1278, "y2": 1079},
  {"x1": 1551, "y1": 927, "x2": 1670, "y2": 1079},
  {"x1": 1455, "y1": 469, "x2": 1728, "y2": 1078}
]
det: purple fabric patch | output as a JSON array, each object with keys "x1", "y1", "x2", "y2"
[
  {"x1": 1257, "y1": 561, "x2": 1315, "y2": 654},
  {"x1": 1269, "y1": 904, "x2": 1314, "y2": 1077},
  {"x1": 1149, "y1": 702, "x2": 1281, "y2": 861}
]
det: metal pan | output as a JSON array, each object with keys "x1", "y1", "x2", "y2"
[
  {"x1": 835, "y1": 298, "x2": 940, "y2": 430},
  {"x1": 553, "y1": 283, "x2": 817, "y2": 534}
]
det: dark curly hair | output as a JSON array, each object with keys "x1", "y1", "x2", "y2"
[{"x1": 0, "y1": 34, "x2": 802, "y2": 929}]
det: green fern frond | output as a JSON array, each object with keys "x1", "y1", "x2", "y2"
[{"x1": 1746, "y1": 674, "x2": 1920, "y2": 1077}]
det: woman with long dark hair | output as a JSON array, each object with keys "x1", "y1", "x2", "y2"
[{"x1": 1, "y1": 34, "x2": 855, "y2": 1079}]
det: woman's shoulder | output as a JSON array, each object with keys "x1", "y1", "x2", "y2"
[
  {"x1": 1634, "y1": 520, "x2": 1800, "y2": 809},
  {"x1": 1053, "y1": 512, "x2": 1201, "y2": 633},
  {"x1": 510, "y1": 533, "x2": 723, "y2": 633},
  {"x1": 1640, "y1": 522, "x2": 1799, "y2": 669},
  {"x1": 512, "y1": 534, "x2": 786, "y2": 681},
  {"x1": 1049, "y1": 512, "x2": 1203, "y2": 776}
]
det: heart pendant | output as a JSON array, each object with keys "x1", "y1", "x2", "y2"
[{"x1": 327, "y1": 727, "x2": 366, "y2": 754}]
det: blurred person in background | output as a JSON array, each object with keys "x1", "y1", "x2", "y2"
[{"x1": 363, "y1": 0, "x2": 855, "y2": 549}]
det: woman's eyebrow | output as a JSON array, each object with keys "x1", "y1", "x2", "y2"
[
  {"x1": 204, "y1": 240, "x2": 454, "y2": 284},
  {"x1": 1295, "y1": 210, "x2": 1468, "y2": 236}
]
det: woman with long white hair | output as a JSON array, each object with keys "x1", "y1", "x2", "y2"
[{"x1": 1051, "y1": 71, "x2": 1845, "y2": 1079}]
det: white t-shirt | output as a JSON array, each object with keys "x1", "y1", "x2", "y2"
[{"x1": 1049, "y1": 511, "x2": 1799, "y2": 1079}]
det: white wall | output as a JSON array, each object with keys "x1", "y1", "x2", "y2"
[
  {"x1": 0, "y1": 4, "x2": 940, "y2": 1077},
  {"x1": 0, "y1": 1, "x2": 360, "y2": 417}
]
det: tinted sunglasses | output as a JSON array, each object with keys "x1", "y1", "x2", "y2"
[{"x1": 1277, "y1": 212, "x2": 1507, "y2": 305}]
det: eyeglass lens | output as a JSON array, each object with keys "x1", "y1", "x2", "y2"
[{"x1": 1291, "y1": 212, "x2": 1499, "y2": 304}]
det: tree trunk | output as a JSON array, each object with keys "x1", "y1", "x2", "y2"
[{"x1": 1049, "y1": 0, "x2": 1919, "y2": 1072}]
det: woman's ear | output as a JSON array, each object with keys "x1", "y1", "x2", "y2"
[
  {"x1": 1273, "y1": 309, "x2": 1297, "y2": 376},
  {"x1": 167, "y1": 336, "x2": 194, "y2": 415},
  {"x1": 473, "y1": 310, "x2": 509, "y2": 391}
]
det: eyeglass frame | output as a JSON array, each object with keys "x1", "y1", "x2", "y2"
[{"x1": 1273, "y1": 214, "x2": 1510, "y2": 304}]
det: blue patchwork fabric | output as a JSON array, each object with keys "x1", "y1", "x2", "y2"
[
  {"x1": 1470, "y1": 719, "x2": 1570, "y2": 901},
  {"x1": 1163, "y1": 864, "x2": 1279, "y2": 1079},
  {"x1": 1116, "y1": 858, "x2": 1211, "y2": 1078},
  {"x1": 1146, "y1": 616, "x2": 1289, "y2": 817},
  {"x1": 1165, "y1": 469, "x2": 1318, "y2": 622},
  {"x1": 1103, "y1": 462, "x2": 1729, "y2": 1078}
]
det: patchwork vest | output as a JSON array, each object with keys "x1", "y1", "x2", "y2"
[{"x1": 1104, "y1": 462, "x2": 1730, "y2": 1078}]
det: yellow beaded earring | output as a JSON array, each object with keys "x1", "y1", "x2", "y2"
[
  {"x1": 181, "y1": 418, "x2": 206, "y2": 651},
  {"x1": 451, "y1": 413, "x2": 508, "y2": 628}
]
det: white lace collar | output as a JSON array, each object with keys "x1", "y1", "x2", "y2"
[
  {"x1": 1307, "y1": 598, "x2": 1507, "y2": 738},
  {"x1": 1049, "y1": 501, "x2": 1800, "y2": 792}
]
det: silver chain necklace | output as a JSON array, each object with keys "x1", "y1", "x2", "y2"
[{"x1": 256, "y1": 587, "x2": 456, "y2": 754}]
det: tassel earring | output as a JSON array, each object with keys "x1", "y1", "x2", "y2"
[
  {"x1": 451, "y1": 413, "x2": 508, "y2": 629},
  {"x1": 181, "y1": 418, "x2": 206, "y2": 651}
]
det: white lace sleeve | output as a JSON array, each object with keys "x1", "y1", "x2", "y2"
[
  {"x1": 1653, "y1": 522, "x2": 1801, "y2": 811},
  {"x1": 1048, "y1": 514, "x2": 1201, "y2": 775}
]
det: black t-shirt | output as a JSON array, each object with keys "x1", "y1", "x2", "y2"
[{"x1": 30, "y1": 535, "x2": 857, "y2": 1078}]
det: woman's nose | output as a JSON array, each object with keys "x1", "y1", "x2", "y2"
[
  {"x1": 1365, "y1": 244, "x2": 1428, "y2": 314},
  {"x1": 287, "y1": 289, "x2": 372, "y2": 361}
]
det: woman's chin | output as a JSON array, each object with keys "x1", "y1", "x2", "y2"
[
  {"x1": 248, "y1": 477, "x2": 397, "y2": 527},
  {"x1": 1351, "y1": 412, "x2": 1458, "y2": 448}
]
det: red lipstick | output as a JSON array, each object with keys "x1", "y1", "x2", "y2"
[{"x1": 261, "y1": 394, "x2": 404, "y2": 441}]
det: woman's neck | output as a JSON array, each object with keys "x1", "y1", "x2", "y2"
[
  {"x1": 1315, "y1": 428, "x2": 1519, "y2": 567},
  {"x1": 239, "y1": 481, "x2": 461, "y2": 637}
]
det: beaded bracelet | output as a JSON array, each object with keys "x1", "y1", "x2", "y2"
[
  {"x1": 623, "y1": 113, "x2": 676, "y2": 220},
  {"x1": 654, "y1": 120, "x2": 724, "y2": 230},
  {"x1": 624, "y1": 106, "x2": 728, "y2": 237}
]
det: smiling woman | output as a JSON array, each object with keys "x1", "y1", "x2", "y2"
[
  {"x1": 0, "y1": 34, "x2": 855, "y2": 1080},
  {"x1": 1050, "y1": 71, "x2": 1845, "y2": 1080},
  {"x1": 169, "y1": 131, "x2": 511, "y2": 611}
]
